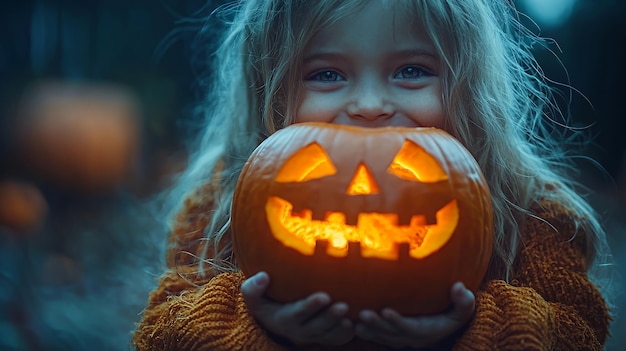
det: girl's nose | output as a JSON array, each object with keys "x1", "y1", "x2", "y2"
[{"x1": 346, "y1": 83, "x2": 394, "y2": 121}]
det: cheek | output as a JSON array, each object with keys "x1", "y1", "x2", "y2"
[
  {"x1": 295, "y1": 91, "x2": 344, "y2": 124},
  {"x1": 401, "y1": 88, "x2": 445, "y2": 129}
]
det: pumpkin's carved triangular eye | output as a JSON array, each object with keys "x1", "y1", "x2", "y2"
[
  {"x1": 275, "y1": 142, "x2": 337, "y2": 182},
  {"x1": 388, "y1": 140, "x2": 448, "y2": 183},
  {"x1": 346, "y1": 163, "x2": 379, "y2": 195}
]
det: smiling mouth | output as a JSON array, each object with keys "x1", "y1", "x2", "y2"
[{"x1": 265, "y1": 196, "x2": 459, "y2": 260}]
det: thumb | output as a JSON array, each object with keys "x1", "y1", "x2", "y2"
[
  {"x1": 241, "y1": 271, "x2": 270, "y2": 311},
  {"x1": 448, "y1": 282, "x2": 475, "y2": 323}
]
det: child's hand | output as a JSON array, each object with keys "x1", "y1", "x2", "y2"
[
  {"x1": 354, "y1": 282, "x2": 475, "y2": 349},
  {"x1": 241, "y1": 272, "x2": 355, "y2": 346}
]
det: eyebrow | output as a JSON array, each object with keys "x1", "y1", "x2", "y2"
[
  {"x1": 302, "y1": 52, "x2": 346, "y2": 65},
  {"x1": 303, "y1": 48, "x2": 438, "y2": 64}
]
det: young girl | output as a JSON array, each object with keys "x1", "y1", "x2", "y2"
[{"x1": 133, "y1": 0, "x2": 614, "y2": 349}]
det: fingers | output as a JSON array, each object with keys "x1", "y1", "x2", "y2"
[
  {"x1": 243, "y1": 275, "x2": 476, "y2": 349},
  {"x1": 241, "y1": 272, "x2": 354, "y2": 345},
  {"x1": 242, "y1": 272, "x2": 332, "y2": 324},
  {"x1": 281, "y1": 292, "x2": 331, "y2": 324},
  {"x1": 356, "y1": 310, "x2": 406, "y2": 348},
  {"x1": 448, "y1": 281, "x2": 476, "y2": 323},
  {"x1": 277, "y1": 296, "x2": 353, "y2": 344},
  {"x1": 301, "y1": 303, "x2": 354, "y2": 345},
  {"x1": 358, "y1": 309, "x2": 398, "y2": 335},
  {"x1": 241, "y1": 271, "x2": 270, "y2": 312},
  {"x1": 381, "y1": 282, "x2": 475, "y2": 335},
  {"x1": 356, "y1": 282, "x2": 477, "y2": 349},
  {"x1": 322, "y1": 317, "x2": 354, "y2": 345}
]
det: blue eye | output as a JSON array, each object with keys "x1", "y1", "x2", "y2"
[
  {"x1": 394, "y1": 66, "x2": 431, "y2": 79},
  {"x1": 307, "y1": 70, "x2": 345, "y2": 82}
]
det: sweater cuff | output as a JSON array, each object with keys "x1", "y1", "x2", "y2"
[
  {"x1": 454, "y1": 280, "x2": 555, "y2": 351},
  {"x1": 144, "y1": 272, "x2": 287, "y2": 351}
]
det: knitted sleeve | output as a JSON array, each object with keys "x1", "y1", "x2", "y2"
[
  {"x1": 132, "y1": 180, "x2": 289, "y2": 351},
  {"x1": 453, "y1": 200, "x2": 610, "y2": 351},
  {"x1": 133, "y1": 271, "x2": 290, "y2": 350}
]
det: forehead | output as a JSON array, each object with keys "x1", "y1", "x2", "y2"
[{"x1": 305, "y1": 1, "x2": 433, "y2": 56}]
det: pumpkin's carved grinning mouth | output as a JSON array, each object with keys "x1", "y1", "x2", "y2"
[
  {"x1": 286, "y1": 198, "x2": 441, "y2": 227},
  {"x1": 266, "y1": 196, "x2": 459, "y2": 260}
]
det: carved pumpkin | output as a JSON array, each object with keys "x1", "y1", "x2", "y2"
[
  {"x1": 14, "y1": 81, "x2": 140, "y2": 193},
  {"x1": 0, "y1": 179, "x2": 48, "y2": 234},
  {"x1": 232, "y1": 123, "x2": 493, "y2": 316}
]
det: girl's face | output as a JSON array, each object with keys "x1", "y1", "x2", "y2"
[{"x1": 295, "y1": 1, "x2": 444, "y2": 128}]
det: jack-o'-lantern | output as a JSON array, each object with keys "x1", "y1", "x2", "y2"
[
  {"x1": 232, "y1": 123, "x2": 493, "y2": 317},
  {"x1": 0, "y1": 179, "x2": 48, "y2": 234},
  {"x1": 14, "y1": 81, "x2": 140, "y2": 193}
]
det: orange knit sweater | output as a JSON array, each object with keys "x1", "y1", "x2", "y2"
[{"x1": 132, "y1": 181, "x2": 610, "y2": 350}]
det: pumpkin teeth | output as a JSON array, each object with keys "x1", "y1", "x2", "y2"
[
  {"x1": 313, "y1": 239, "x2": 329, "y2": 255},
  {"x1": 310, "y1": 208, "x2": 328, "y2": 221},
  {"x1": 266, "y1": 196, "x2": 460, "y2": 260},
  {"x1": 291, "y1": 208, "x2": 312, "y2": 220},
  {"x1": 397, "y1": 213, "x2": 413, "y2": 226},
  {"x1": 343, "y1": 211, "x2": 359, "y2": 226},
  {"x1": 347, "y1": 241, "x2": 363, "y2": 257},
  {"x1": 315, "y1": 240, "x2": 363, "y2": 257},
  {"x1": 324, "y1": 212, "x2": 346, "y2": 224},
  {"x1": 290, "y1": 202, "x2": 309, "y2": 216}
]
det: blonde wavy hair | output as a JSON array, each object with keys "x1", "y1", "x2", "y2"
[{"x1": 167, "y1": 0, "x2": 613, "y2": 295}]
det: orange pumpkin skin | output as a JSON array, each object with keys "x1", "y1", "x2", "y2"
[
  {"x1": 14, "y1": 82, "x2": 140, "y2": 193},
  {"x1": 232, "y1": 123, "x2": 493, "y2": 317},
  {"x1": 0, "y1": 179, "x2": 48, "y2": 233}
]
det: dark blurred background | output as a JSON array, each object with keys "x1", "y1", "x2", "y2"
[{"x1": 0, "y1": 1, "x2": 624, "y2": 350}]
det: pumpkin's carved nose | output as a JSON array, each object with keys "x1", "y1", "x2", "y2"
[{"x1": 346, "y1": 163, "x2": 379, "y2": 195}]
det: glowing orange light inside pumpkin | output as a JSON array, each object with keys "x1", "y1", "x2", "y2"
[
  {"x1": 266, "y1": 139, "x2": 460, "y2": 260},
  {"x1": 346, "y1": 163, "x2": 379, "y2": 195},
  {"x1": 266, "y1": 197, "x2": 458, "y2": 259},
  {"x1": 275, "y1": 142, "x2": 336, "y2": 182},
  {"x1": 388, "y1": 140, "x2": 448, "y2": 182}
]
